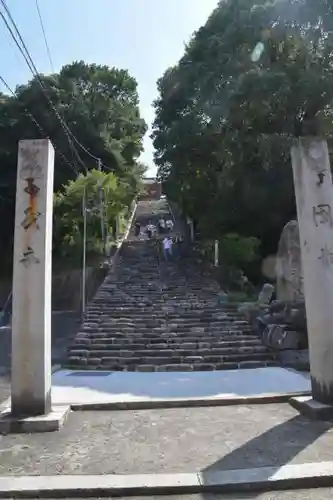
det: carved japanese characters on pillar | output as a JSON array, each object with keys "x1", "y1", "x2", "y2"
[
  {"x1": 308, "y1": 143, "x2": 333, "y2": 268},
  {"x1": 11, "y1": 139, "x2": 55, "y2": 419},
  {"x1": 19, "y1": 148, "x2": 43, "y2": 268},
  {"x1": 276, "y1": 220, "x2": 304, "y2": 302},
  {"x1": 313, "y1": 204, "x2": 333, "y2": 228},
  {"x1": 291, "y1": 138, "x2": 333, "y2": 405}
]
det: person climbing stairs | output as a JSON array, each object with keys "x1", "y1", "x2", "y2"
[{"x1": 66, "y1": 200, "x2": 276, "y2": 371}]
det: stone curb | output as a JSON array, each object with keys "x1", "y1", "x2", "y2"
[
  {"x1": 70, "y1": 390, "x2": 311, "y2": 411},
  {"x1": 2, "y1": 461, "x2": 333, "y2": 498},
  {"x1": 167, "y1": 200, "x2": 176, "y2": 223},
  {"x1": 105, "y1": 201, "x2": 137, "y2": 272}
]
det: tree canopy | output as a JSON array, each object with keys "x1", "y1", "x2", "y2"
[
  {"x1": 0, "y1": 61, "x2": 147, "y2": 270},
  {"x1": 152, "y1": 0, "x2": 333, "y2": 279},
  {"x1": 53, "y1": 169, "x2": 134, "y2": 265}
]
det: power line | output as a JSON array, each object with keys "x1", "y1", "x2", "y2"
[
  {"x1": 0, "y1": 0, "x2": 109, "y2": 252},
  {"x1": 0, "y1": 0, "x2": 106, "y2": 168},
  {"x1": 0, "y1": 2, "x2": 107, "y2": 280},
  {"x1": 0, "y1": 0, "x2": 88, "y2": 172},
  {"x1": 0, "y1": 73, "x2": 79, "y2": 177},
  {"x1": 35, "y1": 0, "x2": 54, "y2": 72},
  {"x1": 0, "y1": 78, "x2": 88, "y2": 319},
  {"x1": 0, "y1": 6, "x2": 35, "y2": 75}
]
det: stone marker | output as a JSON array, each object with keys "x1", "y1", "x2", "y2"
[
  {"x1": 291, "y1": 138, "x2": 333, "y2": 406},
  {"x1": 11, "y1": 139, "x2": 54, "y2": 416},
  {"x1": 276, "y1": 220, "x2": 304, "y2": 301},
  {"x1": 4, "y1": 139, "x2": 70, "y2": 431},
  {"x1": 258, "y1": 283, "x2": 275, "y2": 305}
]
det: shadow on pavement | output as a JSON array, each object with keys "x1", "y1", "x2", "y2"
[{"x1": 201, "y1": 414, "x2": 333, "y2": 499}]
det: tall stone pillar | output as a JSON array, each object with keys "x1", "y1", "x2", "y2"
[
  {"x1": 11, "y1": 139, "x2": 54, "y2": 417},
  {"x1": 291, "y1": 138, "x2": 333, "y2": 405}
]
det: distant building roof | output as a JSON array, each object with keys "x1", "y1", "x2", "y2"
[{"x1": 142, "y1": 177, "x2": 158, "y2": 184}]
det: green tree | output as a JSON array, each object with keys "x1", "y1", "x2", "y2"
[
  {"x1": 53, "y1": 169, "x2": 131, "y2": 263},
  {"x1": 152, "y1": 0, "x2": 333, "y2": 278},
  {"x1": 0, "y1": 61, "x2": 147, "y2": 268}
]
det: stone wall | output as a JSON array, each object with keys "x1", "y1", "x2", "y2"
[
  {"x1": 0, "y1": 267, "x2": 108, "y2": 312},
  {"x1": 52, "y1": 267, "x2": 108, "y2": 311},
  {"x1": 0, "y1": 282, "x2": 11, "y2": 308}
]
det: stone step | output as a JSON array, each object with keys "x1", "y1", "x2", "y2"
[
  {"x1": 71, "y1": 344, "x2": 266, "y2": 354},
  {"x1": 87, "y1": 303, "x2": 240, "y2": 309},
  {"x1": 66, "y1": 358, "x2": 277, "y2": 372},
  {"x1": 89, "y1": 328, "x2": 254, "y2": 336},
  {"x1": 65, "y1": 202, "x2": 275, "y2": 372},
  {"x1": 86, "y1": 319, "x2": 249, "y2": 325},
  {"x1": 83, "y1": 319, "x2": 249, "y2": 328},
  {"x1": 84, "y1": 311, "x2": 244, "y2": 319},
  {"x1": 68, "y1": 355, "x2": 274, "y2": 370},
  {"x1": 88, "y1": 311, "x2": 245, "y2": 317},
  {"x1": 77, "y1": 329, "x2": 258, "y2": 339},
  {"x1": 70, "y1": 337, "x2": 262, "y2": 352},
  {"x1": 82, "y1": 328, "x2": 255, "y2": 337},
  {"x1": 83, "y1": 329, "x2": 255, "y2": 337},
  {"x1": 88, "y1": 305, "x2": 241, "y2": 310},
  {"x1": 72, "y1": 336, "x2": 263, "y2": 346},
  {"x1": 70, "y1": 344, "x2": 272, "y2": 362}
]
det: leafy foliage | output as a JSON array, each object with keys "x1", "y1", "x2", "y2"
[
  {"x1": 152, "y1": 0, "x2": 333, "y2": 279},
  {"x1": 0, "y1": 61, "x2": 147, "y2": 270},
  {"x1": 220, "y1": 233, "x2": 260, "y2": 269},
  {"x1": 53, "y1": 169, "x2": 133, "y2": 263}
]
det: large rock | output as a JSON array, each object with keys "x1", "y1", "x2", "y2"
[
  {"x1": 262, "y1": 324, "x2": 303, "y2": 350},
  {"x1": 238, "y1": 283, "x2": 274, "y2": 330},
  {"x1": 276, "y1": 220, "x2": 304, "y2": 302},
  {"x1": 258, "y1": 283, "x2": 275, "y2": 305}
]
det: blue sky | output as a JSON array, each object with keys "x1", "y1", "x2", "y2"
[{"x1": 0, "y1": 0, "x2": 218, "y2": 175}]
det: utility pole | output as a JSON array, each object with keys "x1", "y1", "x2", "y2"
[
  {"x1": 214, "y1": 240, "x2": 219, "y2": 267},
  {"x1": 97, "y1": 158, "x2": 106, "y2": 254},
  {"x1": 82, "y1": 185, "x2": 87, "y2": 317}
]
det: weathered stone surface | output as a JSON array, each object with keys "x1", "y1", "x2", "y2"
[
  {"x1": 278, "y1": 349, "x2": 309, "y2": 371},
  {"x1": 88, "y1": 357, "x2": 101, "y2": 365},
  {"x1": 258, "y1": 283, "x2": 275, "y2": 305},
  {"x1": 136, "y1": 365, "x2": 156, "y2": 372},
  {"x1": 239, "y1": 360, "x2": 267, "y2": 369},
  {"x1": 190, "y1": 327, "x2": 205, "y2": 335},
  {"x1": 276, "y1": 220, "x2": 304, "y2": 302},
  {"x1": 163, "y1": 364, "x2": 193, "y2": 371},
  {"x1": 66, "y1": 200, "x2": 274, "y2": 372},
  {"x1": 184, "y1": 356, "x2": 204, "y2": 363}
]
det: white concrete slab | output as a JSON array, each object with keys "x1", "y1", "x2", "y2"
[{"x1": 49, "y1": 367, "x2": 311, "y2": 406}]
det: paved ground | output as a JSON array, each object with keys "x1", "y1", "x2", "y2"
[
  {"x1": 50, "y1": 368, "x2": 311, "y2": 406},
  {"x1": 4, "y1": 492, "x2": 333, "y2": 499},
  {"x1": 0, "y1": 404, "x2": 332, "y2": 476}
]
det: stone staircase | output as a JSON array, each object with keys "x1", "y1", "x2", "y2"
[{"x1": 66, "y1": 202, "x2": 277, "y2": 371}]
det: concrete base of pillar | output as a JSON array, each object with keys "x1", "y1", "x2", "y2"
[
  {"x1": 290, "y1": 395, "x2": 333, "y2": 420},
  {"x1": 0, "y1": 405, "x2": 70, "y2": 434}
]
